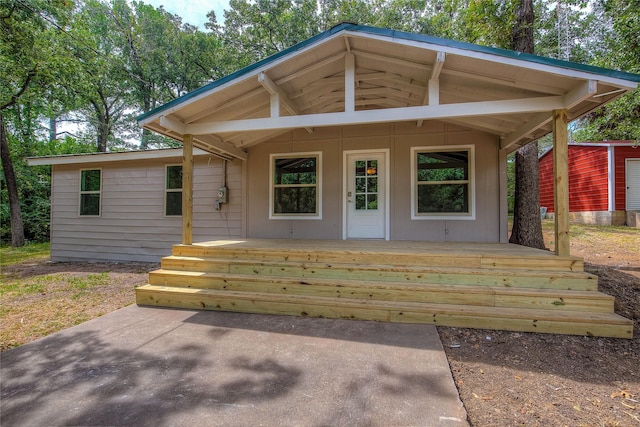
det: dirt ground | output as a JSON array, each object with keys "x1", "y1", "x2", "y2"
[
  {"x1": 1, "y1": 224, "x2": 639, "y2": 426},
  {"x1": 438, "y1": 227, "x2": 640, "y2": 427}
]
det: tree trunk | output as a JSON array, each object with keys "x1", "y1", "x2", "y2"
[
  {"x1": 508, "y1": 0, "x2": 545, "y2": 249},
  {"x1": 509, "y1": 141, "x2": 545, "y2": 249},
  {"x1": 49, "y1": 115, "x2": 57, "y2": 142},
  {"x1": 0, "y1": 111, "x2": 26, "y2": 247}
]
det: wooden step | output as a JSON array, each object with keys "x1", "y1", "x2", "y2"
[
  {"x1": 148, "y1": 270, "x2": 613, "y2": 312},
  {"x1": 171, "y1": 244, "x2": 584, "y2": 272},
  {"x1": 159, "y1": 256, "x2": 597, "y2": 291},
  {"x1": 135, "y1": 285, "x2": 633, "y2": 339}
]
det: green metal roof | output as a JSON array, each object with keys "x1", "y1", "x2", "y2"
[{"x1": 138, "y1": 23, "x2": 640, "y2": 123}]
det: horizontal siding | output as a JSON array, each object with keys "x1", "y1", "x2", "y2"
[
  {"x1": 614, "y1": 146, "x2": 640, "y2": 211},
  {"x1": 539, "y1": 146, "x2": 608, "y2": 213},
  {"x1": 50, "y1": 155, "x2": 244, "y2": 263}
]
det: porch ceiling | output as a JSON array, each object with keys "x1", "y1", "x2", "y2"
[{"x1": 138, "y1": 24, "x2": 639, "y2": 160}]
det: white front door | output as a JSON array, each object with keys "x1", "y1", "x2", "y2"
[
  {"x1": 627, "y1": 159, "x2": 640, "y2": 210},
  {"x1": 346, "y1": 152, "x2": 386, "y2": 239}
]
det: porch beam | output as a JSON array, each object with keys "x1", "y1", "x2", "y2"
[
  {"x1": 564, "y1": 79, "x2": 597, "y2": 109},
  {"x1": 161, "y1": 116, "x2": 248, "y2": 160},
  {"x1": 184, "y1": 96, "x2": 565, "y2": 135},
  {"x1": 552, "y1": 109, "x2": 570, "y2": 256},
  {"x1": 182, "y1": 134, "x2": 194, "y2": 245}
]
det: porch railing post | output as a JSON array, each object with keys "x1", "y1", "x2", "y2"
[
  {"x1": 182, "y1": 134, "x2": 194, "y2": 245},
  {"x1": 552, "y1": 109, "x2": 570, "y2": 256}
]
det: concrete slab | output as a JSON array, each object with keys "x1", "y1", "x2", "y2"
[{"x1": 1, "y1": 305, "x2": 468, "y2": 426}]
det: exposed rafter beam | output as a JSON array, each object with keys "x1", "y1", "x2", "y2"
[
  {"x1": 500, "y1": 112, "x2": 552, "y2": 150},
  {"x1": 275, "y1": 52, "x2": 345, "y2": 85},
  {"x1": 258, "y1": 72, "x2": 313, "y2": 133},
  {"x1": 445, "y1": 117, "x2": 513, "y2": 135},
  {"x1": 442, "y1": 68, "x2": 566, "y2": 96},
  {"x1": 430, "y1": 51, "x2": 446, "y2": 80},
  {"x1": 184, "y1": 96, "x2": 566, "y2": 135},
  {"x1": 184, "y1": 88, "x2": 264, "y2": 123},
  {"x1": 353, "y1": 50, "x2": 429, "y2": 72},
  {"x1": 500, "y1": 80, "x2": 597, "y2": 150}
]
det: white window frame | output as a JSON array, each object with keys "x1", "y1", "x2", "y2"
[
  {"x1": 269, "y1": 152, "x2": 322, "y2": 220},
  {"x1": 78, "y1": 168, "x2": 102, "y2": 217},
  {"x1": 411, "y1": 145, "x2": 476, "y2": 220},
  {"x1": 165, "y1": 164, "x2": 182, "y2": 217}
]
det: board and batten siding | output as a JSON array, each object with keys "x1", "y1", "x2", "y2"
[
  {"x1": 49, "y1": 154, "x2": 243, "y2": 262},
  {"x1": 246, "y1": 121, "x2": 501, "y2": 242},
  {"x1": 540, "y1": 145, "x2": 609, "y2": 213},
  {"x1": 614, "y1": 145, "x2": 640, "y2": 211}
]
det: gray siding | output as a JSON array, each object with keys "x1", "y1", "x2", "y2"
[
  {"x1": 50, "y1": 154, "x2": 243, "y2": 262},
  {"x1": 247, "y1": 121, "x2": 502, "y2": 242}
]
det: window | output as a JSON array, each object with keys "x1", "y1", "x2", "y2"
[
  {"x1": 354, "y1": 159, "x2": 379, "y2": 211},
  {"x1": 270, "y1": 153, "x2": 321, "y2": 219},
  {"x1": 79, "y1": 169, "x2": 101, "y2": 216},
  {"x1": 165, "y1": 165, "x2": 182, "y2": 216},
  {"x1": 411, "y1": 146, "x2": 475, "y2": 219}
]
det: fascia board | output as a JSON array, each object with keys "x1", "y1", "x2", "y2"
[{"x1": 26, "y1": 148, "x2": 210, "y2": 166}]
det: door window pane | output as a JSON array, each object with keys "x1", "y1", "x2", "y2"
[{"x1": 354, "y1": 159, "x2": 378, "y2": 211}]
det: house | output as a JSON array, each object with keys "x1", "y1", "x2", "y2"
[
  {"x1": 30, "y1": 24, "x2": 640, "y2": 337},
  {"x1": 539, "y1": 141, "x2": 640, "y2": 226},
  {"x1": 27, "y1": 148, "x2": 240, "y2": 263}
]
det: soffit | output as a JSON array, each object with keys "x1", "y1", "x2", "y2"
[{"x1": 139, "y1": 25, "x2": 639, "y2": 159}]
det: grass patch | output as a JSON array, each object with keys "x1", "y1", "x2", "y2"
[
  {"x1": 0, "y1": 281, "x2": 46, "y2": 296},
  {"x1": 0, "y1": 242, "x2": 50, "y2": 268},
  {"x1": 66, "y1": 273, "x2": 110, "y2": 290}
]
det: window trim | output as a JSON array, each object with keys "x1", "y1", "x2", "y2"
[
  {"x1": 78, "y1": 168, "x2": 102, "y2": 217},
  {"x1": 269, "y1": 152, "x2": 322, "y2": 220},
  {"x1": 410, "y1": 145, "x2": 476, "y2": 220},
  {"x1": 164, "y1": 164, "x2": 183, "y2": 217}
]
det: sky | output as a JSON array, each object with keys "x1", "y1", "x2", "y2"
[{"x1": 141, "y1": 0, "x2": 231, "y2": 30}]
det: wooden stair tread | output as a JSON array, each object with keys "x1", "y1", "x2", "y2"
[
  {"x1": 160, "y1": 256, "x2": 595, "y2": 279},
  {"x1": 148, "y1": 269, "x2": 610, "y2": 300},
  {"x1": 175, "y1": 242, "x2": 582, "y2": 261},
  {"x1": 136, "y1": 285, "x2": 631, "y2": 325}
]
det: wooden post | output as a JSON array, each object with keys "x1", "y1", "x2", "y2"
[
  {"x1": 182, "y1": 134, "x2": 194, "y2": 245},
  {"x1": 345, "y1": 52, "x2": 355, "y2": 112},
  {"x1": 552, "y1": 109, "x2": 570, "y2": 256}
]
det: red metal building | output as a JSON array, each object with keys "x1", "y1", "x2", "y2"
[{"x1": 539, "y1": 141, "x2": 640, "y2": 226}]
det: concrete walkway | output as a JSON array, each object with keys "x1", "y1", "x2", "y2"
[{"x1": 1, "y1": 305, "x2": 468, "y2": 426}]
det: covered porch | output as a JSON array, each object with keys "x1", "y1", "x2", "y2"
[
  {"x1": 135, "y1": 239, "x2": 633, "y2": 338},
  {"x1": 135, "y1": 24, "x2": 639, "y2": 338}
]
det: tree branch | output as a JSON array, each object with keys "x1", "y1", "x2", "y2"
[{"x1": 1, "y1": 68, "x2": 36, "y2": 111}]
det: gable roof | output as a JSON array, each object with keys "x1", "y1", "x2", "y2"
[{"x1": 138, "y1": 23, "x2": 640, "y2": 159}]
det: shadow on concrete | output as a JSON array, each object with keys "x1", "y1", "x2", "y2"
[
  {"x1": 1, "y1": 306, "x2": 467, "y2": 426},
  {"x1": 1, "y1": 329, "x2": 301, "y2": 426}
]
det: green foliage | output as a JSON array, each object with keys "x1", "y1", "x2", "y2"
[{"x1": 571, "y1": 0, "x2": 640, "y2": 141}]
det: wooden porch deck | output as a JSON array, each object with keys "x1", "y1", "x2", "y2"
[{"x1": 135, "y1": 239, "x2": 633, "y2": 338}]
